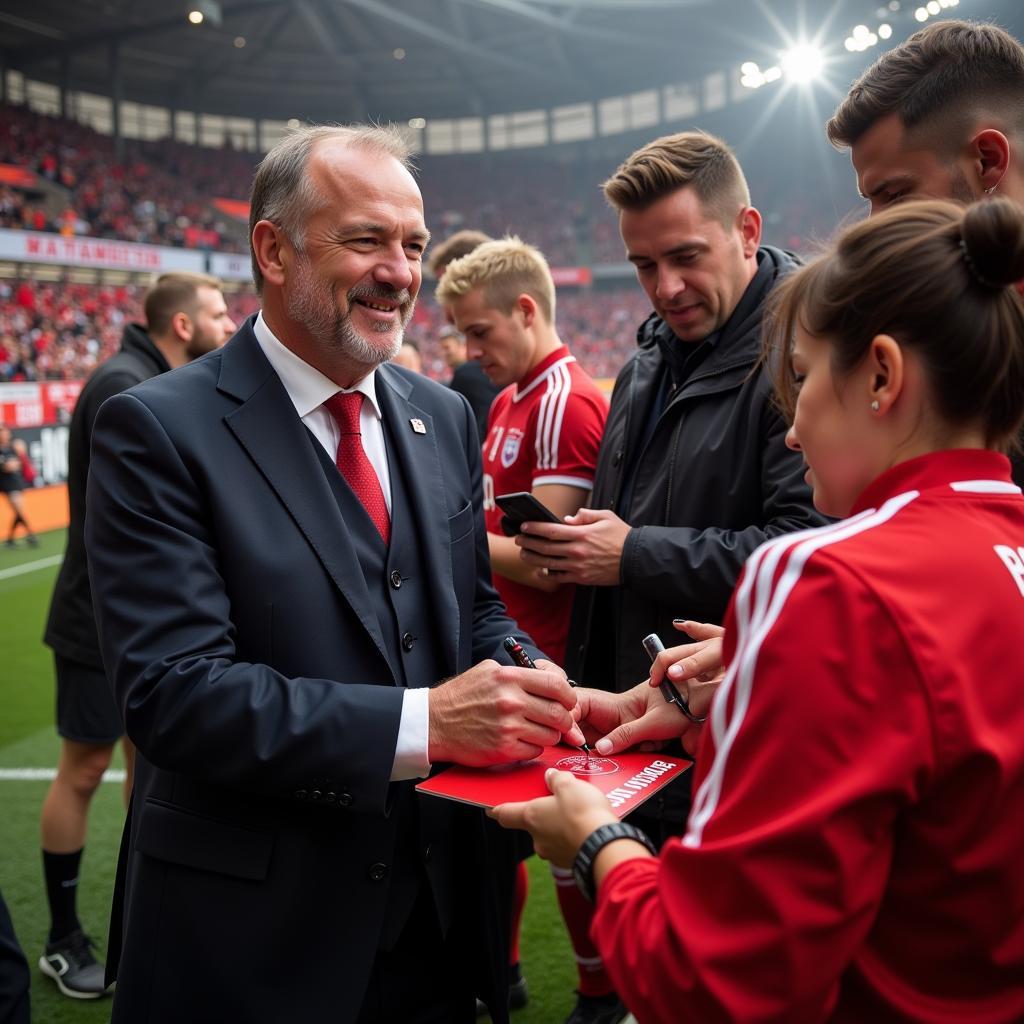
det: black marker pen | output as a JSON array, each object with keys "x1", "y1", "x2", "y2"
[
  {"x1": 642, "y1": 633, "x2": 707, "y2": 724},
  {"x1": 503, "y1": 637, "x2": 591, "y2": 763}
]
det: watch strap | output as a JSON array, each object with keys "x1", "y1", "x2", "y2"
[{"x1": 573, "y1": 821, "x2": 657, "y2": 902}]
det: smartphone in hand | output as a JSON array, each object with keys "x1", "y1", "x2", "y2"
[{"x1": 495, "y1": 491, "x2": 561, "y2": 537}]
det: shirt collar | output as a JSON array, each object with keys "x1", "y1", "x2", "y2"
[
  {"x1": 514, "y1": 344, "x2": 573, "y2": 401},
  {"x1": 252, "y1": 311, "x2": 382, "y2": 420},
  {"x1": 850, "y1": 449, "x2": 1017, "y2": 515}
]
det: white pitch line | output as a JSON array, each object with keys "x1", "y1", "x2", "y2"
[
  {"x1": 0, "y1": 554, "x2": 63, "y2": 580},
  {"x1": 0, "y1": 767, "x2": 126, "y2": 782}
]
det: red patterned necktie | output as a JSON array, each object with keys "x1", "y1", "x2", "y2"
[{"x1": 323, "y1": 391, "x2": 390, "y2": 544}]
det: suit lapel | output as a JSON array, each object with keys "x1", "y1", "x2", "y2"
[
  {"x1": 217, "y1": 324, "x2": 392, "y2": 670},
  {"x1": 377, "y1": 366, "x2": 460, "y2": 673}
]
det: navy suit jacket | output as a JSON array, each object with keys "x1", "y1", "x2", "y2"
[{"x1": 86, "y1": 318, "x2": 530, "y2": 1023}]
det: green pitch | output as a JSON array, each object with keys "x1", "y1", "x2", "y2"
[{"x1": 0, "y1": 530, "x2": 577, "y2": 1023}]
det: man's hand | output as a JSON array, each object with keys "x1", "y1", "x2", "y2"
[
  {"x1": 428, "y1": 660, "x2": 584, "y2": 766},
  {"x1": 514, "y1": 508, "x2": 630, "y2": 587},
  {"x1": 489, "y1": 768, "x2": 617, "y2": 867}
]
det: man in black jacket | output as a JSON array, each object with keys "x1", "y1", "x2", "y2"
[
  {"x1": 38, "y1": 271, "x2": 234, "y2": 999},
  {"x1": 516, "y1": 130, "x2": 825, "y2": 1024}
]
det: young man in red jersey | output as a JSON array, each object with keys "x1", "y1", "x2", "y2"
[
  {"x1": 438, "y1": 237, "x2": 609, "y2": 1021},
  {"x1": 438, "y1": 236, "x2": 608, "y2": 667}
]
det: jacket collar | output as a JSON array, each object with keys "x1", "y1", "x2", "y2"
[
  {"x1": 637, "y1": 245, "x2": 798, "y2": 390},
  {"x1": 850, "y1": 449, "x2": 1018, "y2": 516},
  {"x1": 120, "y1": 322, "x2": 173, "y2": 376}
]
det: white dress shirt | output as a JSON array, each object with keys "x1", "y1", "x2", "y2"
[{"x1": 252, "y1": 312, "x2": 430, "y2": 781}]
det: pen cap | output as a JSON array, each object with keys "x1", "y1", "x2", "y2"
[{"x1": 642, "y1": 633, "x2": 666, "y2": 662}]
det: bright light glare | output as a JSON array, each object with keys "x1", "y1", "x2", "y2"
[
  {"x1": 781, "y1": 45, "x2": 824, "y2": 83},
  {"x1": 926, "y1": 0, "x2": 940, "y2": 13},
  {"x1": 878, "y1": 23, "x2": 893, "y2": 38},
  {"x1": 915, "y1": 6, "x2": 928, "y2": 19},
  {"x1": 408, "y1": 117, "x2": 426, "y2": 130},
  {"x1": 763, "y1": 65, "x2": 782, "y2": 83},
  {"x1": 187, "y1": 9, "x2": 204, "y2": 23},
  {"x1": 741, "y1": 61, "x2": 760, "y2": 75},
  {"x1": 853, "y1": 24, "x2": 870, "y2": 40},
  {"x1": 844, "y1": 37, "x2": 857, "y2": 51}
]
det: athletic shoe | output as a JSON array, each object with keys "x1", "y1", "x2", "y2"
[
  {"x1": 564, "y1": 991, "x2": 628, "y2": 1024},
  {"x1": 38, "y1": 929, "x2": 108, "y2": 999},
  {"x1": 475, "y1": 963, "x2": 529, "y2": 1017},
  {"x1": 508, "y1": 963, "x2": 528, "y2": 1010},
  {"x1": 3, "y1": 539, "x2": 14, "y2": 549},
  {"x1": 26, "y1": 535, "x2": 39, "y2": 547}
]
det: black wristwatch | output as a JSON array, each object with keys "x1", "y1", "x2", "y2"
[{"x1": 573, "y1": 822, "x2": 658, "y2": 902}]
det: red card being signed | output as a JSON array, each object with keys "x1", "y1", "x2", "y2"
[{"x1": 416, "y1": 747, "x2": 690, "y2": 817}]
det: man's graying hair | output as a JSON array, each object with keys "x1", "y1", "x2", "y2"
[{"x1": 248, "y1": 123, "x2": 414, "y2": 292}]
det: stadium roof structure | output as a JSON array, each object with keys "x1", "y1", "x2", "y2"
[{"x1": 1, "y1": 0, "x2": 891, "y2": 125}]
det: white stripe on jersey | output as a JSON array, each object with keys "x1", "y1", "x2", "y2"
[
  {"x1": 535, "y1": 364, "x2": 572, "y2": 470},
  {"x1": 949, "y1": 479, "x2": 1021, "y2": 494},
  {"x1": 683, "y1": 490, "x2": 920, "y2": 849},
  {"x1": 513, "y1": 354, "x2": 576, "y2": 403}
]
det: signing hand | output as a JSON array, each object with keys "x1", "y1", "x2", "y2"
[
  {"x1": 429, "y1": 660, "x2": 584, "y2": 767},
  {"x1": 514, "y1": 508, "x2": 631, "y2": 587},
  {"x1": 489, "y1": 768, "x2": 617, "y2": 867}
]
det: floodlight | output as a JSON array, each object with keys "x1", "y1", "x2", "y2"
[
  {"x1": 741, "y1": 61, "x2": 760, "y2": 75},
  {"x1": 844, "y1": 36, "x2": 858, "y2": 51},
  {"x1": 186, "y1": 0, "x2": 221, "y2": 26},
  {"x1": 780, "y1": 45, "x2": 824, "y2": 83},
  {"x1": 926, "y1": 1, "x2": 940, "y2": 13},
  {"x1": 915, "y1": 6, "x2": 928, "y2": 20},
  {"x1": 408, "y1": 117, "x2": 426, "y2": 130},
  {"x1": 853, "y1": 24, "x2": 870, "y2": 40},
  {"x1": 763, "y1": 66, "x2": 782, "y2": 83},
  {"x1": 878, "y1": 23, "x2": 893, "y2": 38}
]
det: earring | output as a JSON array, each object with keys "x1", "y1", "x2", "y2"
[
  {"x1": 870, "y1": 400, "x2": 880, "y2": 412},
  {"x1": 984, "y1": 185, "x2": 996, "y2": 195}
]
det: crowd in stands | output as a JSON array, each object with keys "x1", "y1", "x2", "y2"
[
  {"x1": 0, "y1": 100, "x2": 848, "y2": 387},
  {"x1": 0, "y1": 102, "x2": 845, "y2": 270},
  {"x1": 0, "y1": 273, "x2": 649, "y2": 385},
  {"x1": 0, "y1": 105, "x2": 253, "y2": 251}
]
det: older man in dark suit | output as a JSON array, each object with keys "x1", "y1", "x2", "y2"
[{"x1": 86, "y1": 124, "x2": 582, "y2": 1024}]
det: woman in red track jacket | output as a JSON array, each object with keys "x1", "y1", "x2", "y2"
[{"x1": 493, "y1": 198, "x2": 1024, "y2": 1023}]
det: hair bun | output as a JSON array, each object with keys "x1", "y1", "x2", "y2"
[{"x1": 960, "y1": 198, "x2": 1024, "y2": 289}]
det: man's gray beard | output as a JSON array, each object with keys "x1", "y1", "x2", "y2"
[{"x1": 287, "y1": 256, "x2": 413, "y2": 366}]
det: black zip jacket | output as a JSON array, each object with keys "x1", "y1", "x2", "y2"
[
  {"x1": 44, "y1": 324, "x2": 172, "y2": 667},
  {"x1": 565, "y1": 246, "x2": 827, "y2": 692}
]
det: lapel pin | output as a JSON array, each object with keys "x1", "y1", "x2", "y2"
[{"x1": 409, "y1": 418, "x2": 427, "y2": 435}]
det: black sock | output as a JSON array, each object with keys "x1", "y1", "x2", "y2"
[{"x1": 42, "y1": 848, "x2": 84, "y2": 943}]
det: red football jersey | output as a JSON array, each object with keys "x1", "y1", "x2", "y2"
[
  {"x1": 593, "y1": 449, "x2": 1024, "y2": 1022},
  {"x1": 482, "y1": 346, "x2": 608, "y2": 665}
]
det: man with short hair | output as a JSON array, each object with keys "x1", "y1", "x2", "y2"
[
  {"x1": 828, "y1": 17, "x2": 1024, "y2": 485},
  {"x1": 38, "y1": 271, "x2": 234, "y2": 1000},
  {"x1": 515, "y1": 131, "x2": 824, "y2": 1023},
  {"x1": 828, "y1": 19, "x2": 1024, "y2": 215},
  {"x1": 86, "y1": 124, "x2": 582, "y2": 1024},
  {"x1": 431, "y1": 230, "x2": 500, "y2": 438}
]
